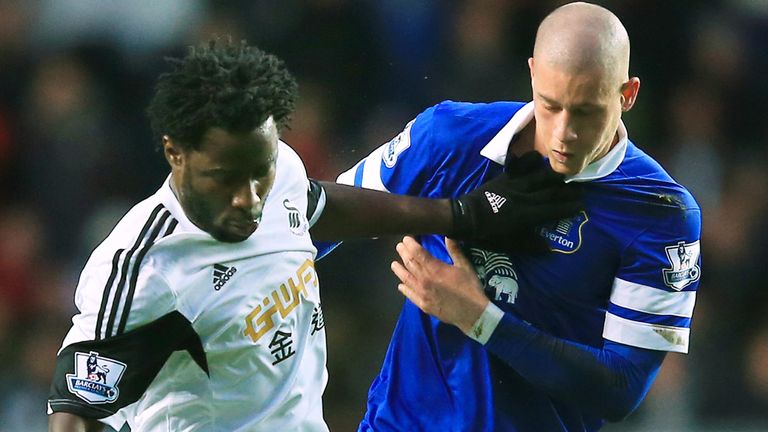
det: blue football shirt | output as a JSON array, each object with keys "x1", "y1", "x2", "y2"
[{"x1": 335, "y1": 101, "x2": 701, "y2": 431}]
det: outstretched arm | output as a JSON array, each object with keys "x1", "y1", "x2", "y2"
[
  {"x1": 391, "y1": 236, "x2": 666, "y2": 421},
  {"x1": 310, "y1": 152, "x2": 582, "y2": 249},
  {"x1": 310, "y1": 181, "x2": 454, "y2": 241},
  {"x1": 49, "y1": 412, "x2": 103, "y2": 432}
]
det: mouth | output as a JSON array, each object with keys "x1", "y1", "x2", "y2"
[
  {"x1": 551, "y1": 149, "x2": 573, "y2": 164},
  {"x1": 225, "y1": 218, "x2": 259, "y2": 239}
]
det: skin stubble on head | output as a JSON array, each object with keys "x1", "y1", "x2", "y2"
[{"x1": 527, "y1": 2, "x2": 640, "y2": 177}]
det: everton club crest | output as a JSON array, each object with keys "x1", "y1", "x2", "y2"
[
  {"x1": 538, "y1": 211, "x2": 589, "y2": 254},
  {"x1": 66, "y1": 351, "x2": 126, "y2": 404}
]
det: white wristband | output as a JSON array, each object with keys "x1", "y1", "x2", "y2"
[{"x1": 465, "y1": 302, "x2": 504, "y2": 345}]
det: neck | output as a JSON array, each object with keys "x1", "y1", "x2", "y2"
[
  {"x1": 511, "y1": 121, "x2": 538, "y2": 157},
  {"x1": 593, "y1": 131, "x2": 621, "y2": 162},
  {"x1": 169, "y1": 174, "x2": 182, "y2": 201}
]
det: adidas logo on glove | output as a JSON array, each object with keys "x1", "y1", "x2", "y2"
[{"x1": 484, "y1": 191, "x2": 507, "y2": 213}]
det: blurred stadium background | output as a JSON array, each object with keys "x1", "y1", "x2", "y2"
[{"x1": 1, "y1": 1, "x2": 767, "y2": 431}]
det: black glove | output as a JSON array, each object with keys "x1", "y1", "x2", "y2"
[{"x1": 450, "y1": 151, "x2": 583, "y2": 252}]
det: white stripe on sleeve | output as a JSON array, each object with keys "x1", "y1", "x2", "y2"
[
  {"x1": 603, "y1": 312, "x2": 690, "y2": 353},
  {"x1": 336, "y1": 160, "x2": 362, "y2": 186},
  {"x1": 336, "y1": 145, "x2": 390, "y2": 192},
  {"x1": 610, "y1": 278, "x2": 696, "y2": 317}
]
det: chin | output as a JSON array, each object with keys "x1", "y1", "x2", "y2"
[
  {"x1": 547, "y1": 160, "x2": 570, "y2": 175},
  {"x1": 211, "y1": 229, "x2": 253, "y2": 243}
]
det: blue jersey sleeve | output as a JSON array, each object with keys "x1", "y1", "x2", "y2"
[
  {"x1": 335, "y1": 100, "x2": 517, "y2": 198},
  {"x1": 604, "y1": 200, "x2": 702, "y2": 353},
  {"x1": 317, "y1": 105, "x2": 441, "y2": 258},
  {"x1": 486, "y1": 312, "x2": 666, "y2": 421},
  {"x1": 337, "y1": 107, "x2": 437, "y2": 194}
]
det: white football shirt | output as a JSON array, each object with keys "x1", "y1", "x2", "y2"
[{"x1": 48, "y1": 142, "x2": 329, "y2": 432}]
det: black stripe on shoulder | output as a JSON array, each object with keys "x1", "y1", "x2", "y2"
[
  {"x1": 116, "y1": 210, "x2": 172, "y2": 335},
  {"x1": 306, "y1": 179, "x2": 323, "y2": 222},
  {"x1": 48, "y1": 311, "x2": 208, "y2": 419},
  {"x1": 95, "y1": 248, "x2": 125, "y2": 341},
  {"x1": 104, "y1": 204, "x2": 165, "y2": 338},
  {"x1": 163, "y1": 218, "x2": 178, "y2": 237}
]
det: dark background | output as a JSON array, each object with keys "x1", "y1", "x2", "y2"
[{"x1": 1, "y1": 1, "x2": 767, "y2": 431}]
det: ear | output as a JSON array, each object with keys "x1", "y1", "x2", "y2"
[
  {"x1": 528, "y1": 57, "x2": 535, "y2": 86},
  {"x1": 163, "y1": 135, "x2": 184, "y2": 168},
  {"x1": 620, "y1": 77, "x2": 641, "y2": 112}
]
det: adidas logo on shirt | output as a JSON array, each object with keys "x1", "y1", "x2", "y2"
[
  {"x1": 484, "y1": 191, "x2": 507, "y2": 214},
  {"x1": 213, "y1": 264, "x2": 237, "y2": 291}
]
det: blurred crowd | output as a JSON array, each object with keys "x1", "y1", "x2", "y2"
[{"x1": 0, "y1": 1, "x2": 767, "y2": 431}]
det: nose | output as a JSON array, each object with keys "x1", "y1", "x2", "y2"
[
  {"x1": 553, "y1": 111, "x2": 578, "y2": 143},
  {"x1": 232, "y1": 180, "x2": 263, "y2": 220}
]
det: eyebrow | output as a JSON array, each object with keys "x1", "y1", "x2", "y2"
[{"x1": 537, "y1": 93, "x2": 603, "y2": 110}]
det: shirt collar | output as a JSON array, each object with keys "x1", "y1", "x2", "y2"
[{"x1": 479, "y1": 101, "x2": 628, "y2": 183}]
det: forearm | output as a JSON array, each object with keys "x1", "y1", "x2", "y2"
[
  {"x1": 484, "y1": 312, "x2": 665, "y2": 421},
  {"x1": 49, "y1": 412, "x2": 103, "y2": 432},
  {"x1": 311, "y1": 181, "x2": 454, "y2": 241}
]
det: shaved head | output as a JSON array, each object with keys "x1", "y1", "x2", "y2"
[
  {"x1": 533, "y1": 2, "x2": 630, "y2": 83},
  {"x1": 527, "y1": 2, "x2": 640, "y2": 176}
]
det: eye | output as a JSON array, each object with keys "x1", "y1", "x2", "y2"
[
  {"x1": 209, "y1": 170, "x2": 239, "y2": 185},
  {"x1": 572, "y1": 107, "x2": 602, "y2": 117},
  {"x1": 252, "y1": 160, "x2": 276, "y2": 179},
  {"x1": 252, "y1": 165, "x2": 271, "y2": 179}
]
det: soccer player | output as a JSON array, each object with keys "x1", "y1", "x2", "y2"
[
  {"x1": 46, "y1": 40, "x2": 579, "y2": 431},
  {"x1": 337, "y1": 2, "x2": 702, "y2": 431}
]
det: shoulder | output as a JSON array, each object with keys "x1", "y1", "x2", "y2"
[
  {"x1": 73, "y1": 196, "x2": 180, "y2": 329},
  {"x1": 411, "y1": 100, "x2": 525, "y2": 161},
  {"x1": 410, "y1": 100, "x2": 526, "y2": 162},
  {"x1": 268, "y1": 141, "x2": 310, "y2": 217},
  {"x1": 596, "y1": 142, "x2": 701, "y2": 217},
  {"x1": 420, "y1": 100, "x2": 526, "y2": 135},
  {"x1": 276, "y1": 140, "x2": 307, "y2": 173},
  {"x1": 589, "y1": 142, "x2": 701, "y2": 252},
  {"x1": 272, "y1": 141, "x2": 309, "y2": 194},
  {"x1": 85, "y1": 196, "x2": 178, "y2": 274},
  {"x1": 431, "y1": 100, "x2": 526, "y2": 117}
]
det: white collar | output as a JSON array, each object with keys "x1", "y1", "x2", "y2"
[{"x1": 479, "y1": 101, "x2": 628, "y2": 183}]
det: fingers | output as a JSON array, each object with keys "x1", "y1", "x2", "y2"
[
  {"x1": 402, "y1": 235, "x2": 422, "y2": 251},
  {"x1": 398, "y1": 236, "x2": 435, "y2": 273},
  {"x1": 391, "y1": 260, "x2": 425, "y2": 313},
  {"x1": 511, "y1": 166, "x2": 566, "y2": 191},
  {"x1": 515, "y1": 184, "x2": 582, "y2": 204},
  {"x1": 390, "y1": 260, "x2": 412, "y2": 286},
  {"x1": 553, "y1": 183, "x2": 583, "y2": 201},
  {"x1": 525, "y1": 201, "x2": 584, "y2": 223},
  {"x1": 394, "y1": 238, "x2": 418, "y2": 272},
  {"x1": 483, "y1": 163, "x2": 565, "y2": 195},
  {"x1": 397, "y1": 282, "x2": 417, "y2": 305},
  {"x1": 505, "y1": 150, "x2": 543, "y2": 173},
  {"x1": 445, "y1": 238, "x2": 472, "y2": 270}
]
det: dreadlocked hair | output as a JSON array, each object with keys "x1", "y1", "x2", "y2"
[{"x1": 147, "y1": 38, "x2": 298, "y2": 150}]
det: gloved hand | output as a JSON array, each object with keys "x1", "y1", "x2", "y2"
[{"x1": 450, "y1": 151, "x2": 582, "y2": 252}]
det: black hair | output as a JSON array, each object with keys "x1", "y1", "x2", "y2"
[{"x1": 147, "y1": 38, "x2": 298, "y2": 150}]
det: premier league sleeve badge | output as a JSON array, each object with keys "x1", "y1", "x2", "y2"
[
  {"x1": 66, "y1": 351, "x2": 127, "y2": 404},
  {"x1": 662, "y1": 240, "x2": 701, "y2": 290}
]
